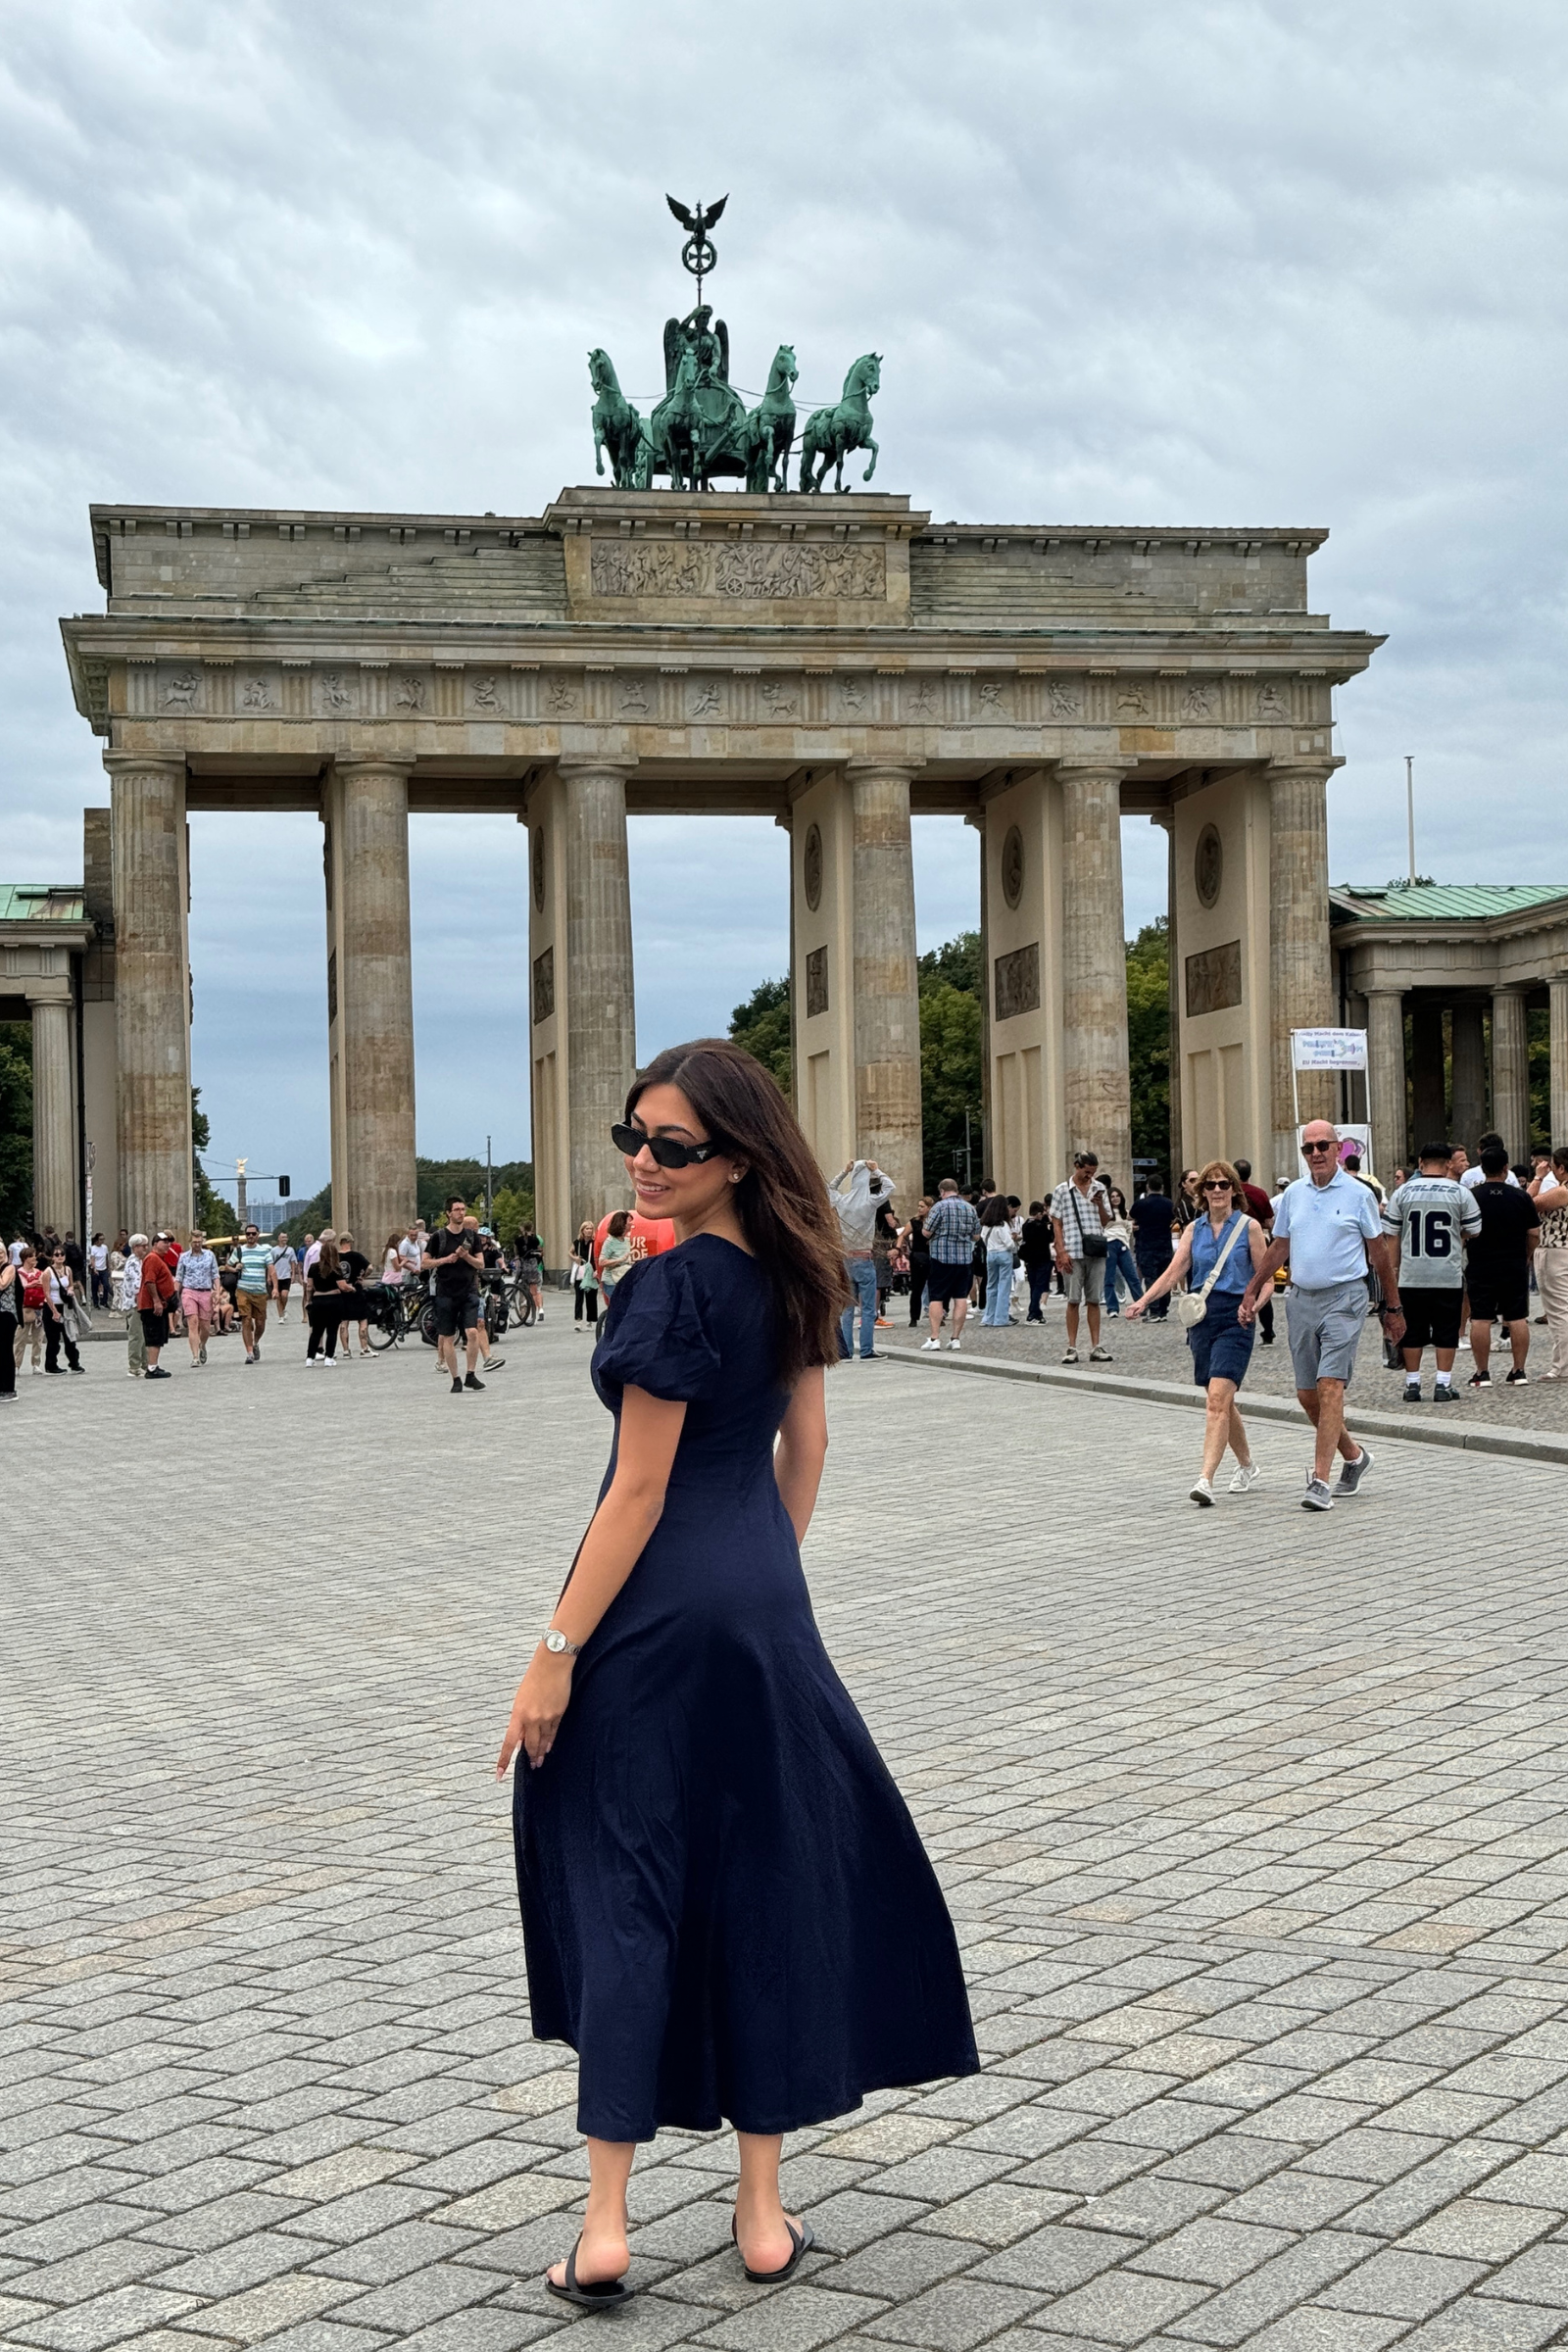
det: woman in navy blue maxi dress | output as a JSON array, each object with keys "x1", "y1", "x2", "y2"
[{"x1": 501, "y1": 1041, "x2": 975, "y2": 2308}]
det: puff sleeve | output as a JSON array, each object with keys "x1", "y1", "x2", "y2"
[{"x1": 591, "y1": 1250, "x2": 722, "y2": 1402}]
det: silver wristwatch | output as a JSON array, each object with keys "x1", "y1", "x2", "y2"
[{"x1": 541, "y1": 1629, "x2": 581, "y2": 1657}]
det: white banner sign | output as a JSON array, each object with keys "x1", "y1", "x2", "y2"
[
  {"x1": 1297, "y1": 1122, "x2": 1374, "y2": 1180},
  {"x1": 1292, "y1": 1026, "x2": 1368, "y2": 1072}
]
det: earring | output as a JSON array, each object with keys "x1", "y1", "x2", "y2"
[{"x1": 730, "y1": 1172, "x2": 742, "y2": 1183}]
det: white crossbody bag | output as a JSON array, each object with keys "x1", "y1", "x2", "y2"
[{"x1": 1176, "y1": 1213, "x2": 1247, "y2": 1329}]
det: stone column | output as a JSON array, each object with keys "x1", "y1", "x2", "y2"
[
  {"x1": 847, "y1": 761, "x2": 923, "y2": 1205},
  {"x1": 1268, "y1": 760, "x2": 1339, "y2": 1171},
  {"x1": 1491, "y1": 987, "x2": 1531, "y2": 1160},
  {"x1": 562, "y1": 760, "x2": 637, "y2": 1229},
  {"x1": 1550, "y1": 978, "x2": 1568, "y2": 1149},
  {"x1": 106, "y1": 754, "x2": 191, "y2": 1239},
  {"x1": 27, "y1": 987, "x2": 76, "y2": 1236},
  {"x1": 1410, "y1": 997, "x2": 1446, "y2": 1151},
  {"x1": 1365, "y1": 988, "x2": 1407, "y2": 1186},
  {"x1": 1157, "y1": 810, "x2": 1183, "y2": 1189},
  {"x1": 332, "y1": 760, "x2": 416, "y2": 1246},
  {"x1": 1057, "y1": 760, "x2": 1133, "y2": 1181},
  {"x1": 1449, "y1": 1001, "x2": 1487, "y2": 1152}
]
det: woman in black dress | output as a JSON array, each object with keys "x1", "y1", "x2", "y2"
[{"x1": 498, "y1": 1041, "x2": 976, "y2": 2310}]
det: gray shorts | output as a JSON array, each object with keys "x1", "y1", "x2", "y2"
[
  {"x1": 1288, "y1": 1280, "x2": 1370, "y2": 1390},
  {"x1": 1065, "y1": 1256, "x2": 1105, "y2": 1306}
]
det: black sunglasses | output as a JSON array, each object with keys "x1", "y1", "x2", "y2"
[
  {"x1": 611, "y1": 1121, "x2": 720, "y2": 1170},
  {"x1": 1202, "y1": 1179, "x2": 1233, "y2": 1191},
  {"x1": 1301, "y1": 1140, "x2": 1338, "y2": 1155}
]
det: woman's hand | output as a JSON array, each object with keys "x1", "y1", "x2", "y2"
[{"x1": 496, "y1": 1647, "x2": 575, "y2": 1778}]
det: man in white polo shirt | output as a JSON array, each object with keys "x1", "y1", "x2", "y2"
[{"x1": 1240, "y1": 1121, "x2": 1405, "y2": 1511}]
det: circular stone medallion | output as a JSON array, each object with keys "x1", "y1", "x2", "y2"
[
  {"x1": 1001, "y1": 824, "x2": 1024, "y2": 911},
  {"x1": 803, "y1": 822, "x2": 823, "y2": 912},
  {"x1": 1195, "y1": 822, "x2": 1223, "y2": 909},
  {"x1": 531, "y1": 825, "x2": 546, "y2": 912}
]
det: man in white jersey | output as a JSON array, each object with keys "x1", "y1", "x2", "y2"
[{"x1": 1382, "y1": 1142, "x2": 1481, "y2": 1403}]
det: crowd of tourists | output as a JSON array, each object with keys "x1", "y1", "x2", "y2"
[
  {"x1": 0, "y1": 1204, "x2": 557, "y2": 1396},
  {"x1": 813, "y1": 1127, "x2": 1566, "y2": 1513}
]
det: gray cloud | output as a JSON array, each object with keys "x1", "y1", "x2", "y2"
[{"x1": 4, "y1": 0, "x2": 1564, "y2": 1189}]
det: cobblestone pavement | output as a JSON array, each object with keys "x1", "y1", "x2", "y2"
[
  {"x1": 901, "y1": 1285, "x2": 1568, "y2": 1434},
  {"x1": 8, "y1": 1318, "x2": 1568, "y2": 2351}
]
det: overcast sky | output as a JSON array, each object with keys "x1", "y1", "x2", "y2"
[{"x1": 3, "y1": 0, "x2": 1564, "y2": 1197}]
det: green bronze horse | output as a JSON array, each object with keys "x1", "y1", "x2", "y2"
[
  {"x1": 588, "y1": 349, "x2": 648, "y2": 491},
  {"x1": 744, "y1": 344, "x2": 798, "y2": 494},
  {"x1": 641, "y1": 339, "x2": 710, "y2": 490},
  {"x1": 800, "y1": 354, "x2": 882, "y2": 493}
]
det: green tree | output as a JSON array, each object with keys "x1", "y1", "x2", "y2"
[
  {"x1": 488, "y1": 1184, "x2": 536, "y2": 1246},
  {"x1": 920, "y1": 980, "x2": 983, "y2": 1192},
  {"x1": 190, "y1": 1088, "x2": 229, "y2": 1234},
  {"x1": 918, "y1": 930, "x2": 982, "y2": 1000},
  {"x1": 0, "y1": 1021, "x2": 33, "y2": 1235},
  {"x1": 1125, "y1": 918, "x2": 1171, "y2": 1173},
  {"x1": 284, "y1": 1183, "x2": 331, "y2": 1245},
  {"x1": 728, "y1": 976, "x2": 791, "y2": 1094}
]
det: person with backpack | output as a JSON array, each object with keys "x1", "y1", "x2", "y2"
[{"x1": 42, "y1": 1246, "x2": 86, "y2": 1374}]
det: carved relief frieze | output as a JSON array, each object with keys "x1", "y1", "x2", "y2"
[
  {"x1": 239, "y1": 668, "x2": 276, "y2": 711},
  {"x1": 615, "y1": 673, "x2": 652, "y2": 717},
  {"x1": 836, "y1": 673, "x2": 869, "y2": 720},
  {"x1": 469, "y1": 670, "x2": 505, "y2": 714},
  {"x1": 806, "y1": 946, "x2": 829, "y2": 1018},
  {"x1": 688, "y1": 677, "x2": 723, "y2": 721},
  {"x1": 589, "y1": 536, "x2": 885, "y2": 602},
  {"x1": 393, "y1": 669, "x2": 429, "y2": 714},
  {"x1": 994, "y1": 942, "x2": 1041, "y2": 1022},
  {"x1": 316, "y1": 667, "x2": 356, "y2": 716},
  {"x1": 544, "y1": 673, "x2": 581, "y2": 717},
  {"x1": 159, "y1": 665, "x2": 202, "y2": 713}
]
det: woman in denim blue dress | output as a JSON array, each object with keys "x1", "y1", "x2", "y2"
[{"x1": 1127, "y1": 1158, "x2": 1273, "y2": 1506}]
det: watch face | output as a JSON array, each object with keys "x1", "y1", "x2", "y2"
[{"x1": 544, "y1": 1630, "x2": 565, "y2": 1652}]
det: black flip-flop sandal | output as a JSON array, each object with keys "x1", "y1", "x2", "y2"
[
  {"x1": 732, "y1": 2215, "x2": 814, "y2": 2284},
  {"x1": 545, "y1": 2236, "x2": 635, "y2": 2309}
]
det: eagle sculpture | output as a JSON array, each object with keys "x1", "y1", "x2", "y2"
[{"x1": 665, "y1": 193, "x2": 728, "y2": 238}]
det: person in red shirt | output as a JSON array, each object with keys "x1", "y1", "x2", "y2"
[
  {"x1": 138, "y1": 1246, "x2": 178, "y2": 1378},
  {"x1": 1232, "y1": 1160, "x2": 1276, "y2": 1347}
]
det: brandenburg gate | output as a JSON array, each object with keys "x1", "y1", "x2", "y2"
[{"x1": 60, "y1": 487, "x2": 1379, "y2": 1264}]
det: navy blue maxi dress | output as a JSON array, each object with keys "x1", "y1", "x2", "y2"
[{"x1": 514, "y1": 1234, "x2": 977, "y2": 2143}]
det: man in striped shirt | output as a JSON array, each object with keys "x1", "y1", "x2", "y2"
[{"x1": 234, "y1": 1223, "x2": 278, "y2": 1364}]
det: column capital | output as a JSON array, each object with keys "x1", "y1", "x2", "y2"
[
  {"x1": 845, "y1": 756, "x2": 925, "y2": 781},
  {"x1": 332, "y1": 755, "x2": 414, "y2": 782},
  {"x1": 102, "y1": 751, "x2": 187, "y2": 780},
  {"x1": 24, "y1": 980, "x2": 74, "y2": 1007},
  {"x1": 1054, "y1": 756, "x2": 1138, "y2": 784},
  {"x1": 557, "y1": 755, "x2": 638, "y2": 780},
  {"x1": 1266, "y1": 755, "x2": 1345, "y2": 783}
]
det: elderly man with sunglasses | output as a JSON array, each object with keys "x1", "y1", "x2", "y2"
[{"x1": 1239, "y1": 1121, "x2": 1405, "y2": 1511}]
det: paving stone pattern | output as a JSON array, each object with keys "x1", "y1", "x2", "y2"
[{"x1": 7, "y1": 1321, "x2": 1568, "y2": 2348}]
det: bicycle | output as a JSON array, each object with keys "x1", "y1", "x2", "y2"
[{"x1": 364, "y1": 1277, "x2": 429, "y2": 1350}]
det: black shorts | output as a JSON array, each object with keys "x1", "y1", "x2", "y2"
[
  {"x1": 1399, "y1": 1289, "x2": 1462, "y2": 1351},
  {"x1": 433, "y1": 1288, "x2": 480, "y2": 1338},
  {"x1": 1466, "y1": 1268, "x2": 1529, "y2": 1325},
  {"x1": 925, "y1": 1260, "x2": 973, "y2": 1305}
]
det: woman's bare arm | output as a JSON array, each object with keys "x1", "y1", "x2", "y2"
[
  {"x1": 1124, "y1": 1224, "x2": 1195, "y2": 1314},
  {"x1": 497, "y1": 1384, "x2": 685, "y2": 1776},
  {"x1": 773, "y1": 1366, "x2": 828, "y2": 1545}
]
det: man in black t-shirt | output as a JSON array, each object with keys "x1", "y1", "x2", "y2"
[
  {"x1": 1130, "y1": 1184, "x2": 1175, "y2": 1318},
  {"x1": 423, "y1": 1197, "x2": 487, "y2": 1394},
  {"x1": 1467, "y1": 1144, "x2": 1541, "y2": 1388},
  {"x1": 1019, "y1": 1201, "x2": 1055, "y2": 1322}
]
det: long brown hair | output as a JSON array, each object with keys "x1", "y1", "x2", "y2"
[
  {"x1": 626, "y1": 1039, "x2": 849, "y2": 1385},
  {"x1": 316, "y1": 1240, "x2": 341, "y2": 1281}
]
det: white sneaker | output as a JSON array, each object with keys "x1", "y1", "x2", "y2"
[
  {"x1": 1457, "y1": 1337, "x2": 1471, "y2": 1349},
  {"x1": 1190, "y1": 1477, "x2": 1214, "y2": 1507},
  {"x1": 948, "y1": 1338, "x2": 961, "y2": 1350},
  {"x1": 1229, "y1": 1463, "x2": 1262, "y2": 1494},
  {"x1": 322, "y1": 1357, "x2": 336, "y2": 1369},
  {"x1": 920, "y1": 1337, "x2": 942, "y2": 1350},
  {"x1": 1061, "y1": 1347, "x2": 1079, "y2": 1363}
]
